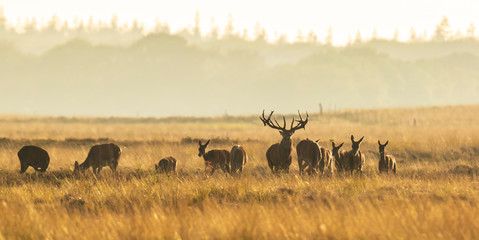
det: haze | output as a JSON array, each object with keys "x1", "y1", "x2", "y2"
[{"x1": 0, "y1": 0, "x2": 478, "y2": 116}]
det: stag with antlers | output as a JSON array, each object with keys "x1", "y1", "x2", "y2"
[{"x1": 260, "y1": 110, "x2": 309, "y2": 174}]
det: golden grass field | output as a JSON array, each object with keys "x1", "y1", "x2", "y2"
[{"x1": 1, "y1": 105, "x2": 479, "y2": 239}]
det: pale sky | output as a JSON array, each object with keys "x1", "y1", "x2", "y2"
[{"x1": 0, "y1": 0, "x2": 478, "y2": 45}]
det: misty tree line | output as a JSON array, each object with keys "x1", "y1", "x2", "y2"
[
  {"x1": 0, "y1": 7, "x2": 477, "y2": 54},
  {"x1": 0, "y1": 7, "x2": 478, "y2": 116}
]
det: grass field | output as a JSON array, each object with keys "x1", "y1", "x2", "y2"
[{"x1": 0, "y1": 105, "x2": 479, "y2": 239}]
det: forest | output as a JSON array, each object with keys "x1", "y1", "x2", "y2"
[{"x1": 1, "y1": 11, "x2": 478, "y2": 116}]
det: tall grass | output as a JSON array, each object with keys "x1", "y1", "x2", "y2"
[{"x1": 0, "y1": 105, "x2": 478, "y2": 239}]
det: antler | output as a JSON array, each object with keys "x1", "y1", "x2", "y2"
[
  {"x1": 260, "y1": 110, "x2": 288, "y2": 131},
  {"x1": 259, "y1": 110, "x2": 309, "y2": 132},
  {"x1": 290, "y1": 110, "x2": 309, "y2": 131}
]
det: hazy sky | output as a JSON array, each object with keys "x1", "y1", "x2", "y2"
[{"x1": 1, "y1": 0, "x2": 478, "y2": 45}]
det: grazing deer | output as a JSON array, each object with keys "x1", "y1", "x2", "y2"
[
  {"x1": 296, "y1": 139, "x2": 320, "y2": 175},
  {"x1": 230, "y1": 145, "x2": 247, "y2": 174},
  {"x1": 346, "y1": 135, "x2": 366, "y2": 174},
  {"x1": 155, "y1": 156, "x2": 177, "y2": 174},
  {"x1": 331, "y1": 142, "x2": 348, "y2": 173},
  {"x1": 198, "y1": 140, "x2": 230, "y2": 175},
  {"x1": 260, "y1": 110, "x2": 308, "y2": 174},
  {"x1": 74, "y1": 143, "x2": 121, "y2": 175},
  {"x1": 316, "y1": 140, "x2": 334, "y2": 175},
  {"x1": 378, "y1": 140, "x2": 397, "y2": 174},
  {"x1": 18, "y1": 146, "x2": 50, "y2": 173}
]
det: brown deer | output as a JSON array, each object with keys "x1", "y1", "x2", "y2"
[
  {"x1": 378, "y1": 140, "x2": 397, "y2": 174},
  {"x1": 260, "y1": 110, "x2": 308, "y2": 174},
  {"x1": 316, "y1": 140, "x2": 334, "y2": 175},
  {"x1": 230, "y1": 145, "x2": 247, "y2": 174},
  {"x1": 345, "y1": 135, "x2": 366, "y2": 174},
  {"x1": 296, "y1": 139, "x2": 320, "y2": 175},
  {"x1": 198, "y1": 140, "x2": 230, "y2": 175},
  {"x1": 155, "y1": 156, "x2": 177, "y2": 174},
  {"x1": 18, "y1": 146, "x2": 50, "y2": 173},
  {"x1": 74, "y1": 143, "x2": 121, "y2": 175},
  {"x1": 331, "y1": 142, "x2": 348, "y2": 173}
]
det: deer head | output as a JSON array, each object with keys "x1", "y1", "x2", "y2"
[
  {"x1": 378, "y1": 140, "x2": 389, "y2": 154},
  {"x1": 331, "y1": 141, "x2": 344, "y2": 157},
  {"x1": 351, "y1": 135, "x2": 364, "y2": 154},
  {"x1": 198, "y1": 140, "x2": 210, "y2": 157},
  {"x1": 260, "y1": 110, "x2": 309, "y2": 145}
]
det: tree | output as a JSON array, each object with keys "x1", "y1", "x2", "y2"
[
  {"x1": 296, "y1": 29, "x2": 304, "y2": 42},
  {"x1": 393, "y1": 28, "x2": 399, "y2": 41},
  {"x1": 354, "y1": 30, "x2": 362, "y2": 44},
  {"x1": 409, "y1": 28, "x2": 417, "y2": 42},
  {"x1": 467, "y1": 23, "x2": 476, "y2": 39},
  {"x1": 224, "y1": 13, "x2": 234, "y2": 37},
  {"x1": 371, "y1": 28, "x2": 377, "y2": 40},
  {"x1": 193, "y1": 11, "x2": 201, "y2": 37},
  {"x1": 306, "y1": 30, "x2": 317, "y2": 43},
  {"x1": 254, "y1": 22, "x2": 266, "y2": 41},
  {"x1": 208, "y1": 18, "x2": 218, "y2": 40},
  {"x1": 325, "y1": 27, "x2": 333, "y2": 46},
  {"x1": 433, "y1": 16, "x2": 451, "y2": 41}
]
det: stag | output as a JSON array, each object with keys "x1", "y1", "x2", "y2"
[
  {"x1": 198, "y1": 140, "x2": 230, "y2": 175},
  {"x1": 155, "y1": 156, "x2": 177, "y2": 174},
  {"x1": 74, "y1": 143, "x2": 121, "y2": 175},
  {"x1": 230, "y1": 145, "x2": 247, "y2": 174},
  {"x1": 378, "y1": 140, "x2": 397, "y2": 174},
  {"x1": 18, "y1": 146, "x2": 50, "y2": 173},
  {"x1": 296, "y1": 139, "x2": 320, "y2": 175},
  {"x1": 260, "y1": 110, "x2": 308, "y2": 174},
  {"x1": 346, "y1": 135, "x2": 366, "y2": 174}
]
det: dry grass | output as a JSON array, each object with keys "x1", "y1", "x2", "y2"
[{"x1": 0, "y1": 105, "x2": 479, "y2": 239}]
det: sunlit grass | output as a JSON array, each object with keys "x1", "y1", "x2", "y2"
[{"x1": 0, "y1": 105, "x2": 478, "y2": 239}]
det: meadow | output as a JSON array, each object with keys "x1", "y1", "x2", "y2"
[{"x1": 0, "y1": 105, "x2": 479, "y2": 239}]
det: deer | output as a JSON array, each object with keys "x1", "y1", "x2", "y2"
[
  {"x1": 315, "y1": 140, "x2": 334, "y2": 175},
  {"x1": 18, "y1": 146, "x2": 50, "y2": 173},
  {"x1": 155, "y1": 156, "x2": 177, "y2": 174},
  {"x1": 331, "y1": 141, "x2": 348, "y2": 173},
  {"x1": 198, "y1": 140, "x2": 230, "y2": 175},
  {"x1": 345, "y1": 135, "x2": 366, "y2": 174},
  {"x1": 296, "y1": 139, "x2": 320, "y2": 175},
  {"x1": 378, "y1": 140, "x2": 397, "y2": 174},
  {"x1": 230, "y1": 145, "x2": 247, "y2": 174},
  {"x1": 260, "y1": 110, "x2": 308, "y2": 174},
  {"x1": 74, "y1": 143, "x2": 121, "y2": 175}
]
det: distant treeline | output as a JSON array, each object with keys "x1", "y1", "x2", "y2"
[{"x1": 0, "y1": 12, "x2": 478, "y2": 116}]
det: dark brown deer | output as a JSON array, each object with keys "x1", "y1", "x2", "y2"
[
  {"x1": 18, "y1": 146, "x2": 50, "y2": 173},
  {"x1": 331, "y1": 142, "x2": 348, "y2": 173},
  {"x1": 260, "y1": 110, "x2": 308, "y2": 174},
  {"x1": 74, "y1": 143, "x2": 121, "y2": 175},
  {"x1": 378, "y1": 140, "x2": 397, "y2": 174},
  {"x1": 316, "y1": 140, "x2": 334, "y2": 175},
  {"x1": 198, "y1": 140, "x2": 230, "y2": 175},
  {"x1": 296, "y1": 139, "x2": 320, "y2": 175},
  {"x1": 230, "y1": 145, "x2": 247, "y2": 174},
  {"x1": 155, "y1": 156, "x2": 177, "y2": 174},
  {"x1": 345, "y1": 135, "x2": 366, "y2": 174}
]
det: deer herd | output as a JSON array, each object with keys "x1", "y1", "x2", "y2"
[{"x1": 15, "y1": 110, "x2": 397, "y2": 176}]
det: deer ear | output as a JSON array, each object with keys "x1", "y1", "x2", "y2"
[
  {"x1": 332, "y1": 142, "x2": 335, "y2": 148},
  {"x1": 378, "y1": 140, "x2": 381, "y2": 145},
  {"x1": 198, "y1": 140, "x2": 202, "y2": 146},
  {"x1": 315, "y1": 139, "x2": 320, "y2": 143},
  {"x1": 351, "y1": 135, "x2": 354, "y2": 141},
  {"x1": 385, "y1": 140, "x2": 389, "y2": 146},
  {"x1": 205, "y1": 139, "x2": 210, "y2": 146},
  {"x1": 359, "y1": 136, "x2": 364, "y2": 143},
  {"x1": 74, "y1": 161, "x2": 79, "y2": 168},
  {"x1": 339, "y1": 142, "x2": 344, "y2": 148}
]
